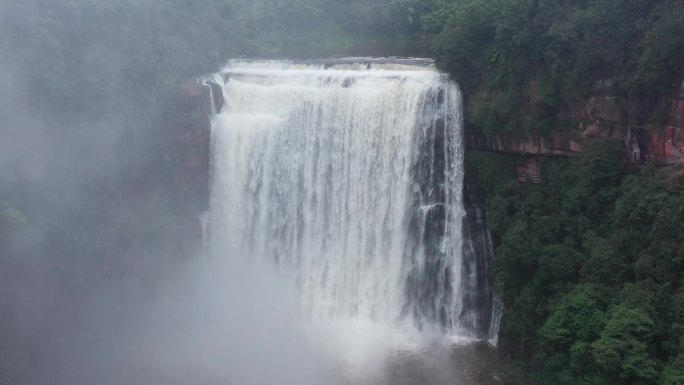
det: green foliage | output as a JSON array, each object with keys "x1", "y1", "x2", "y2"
[
  {"x1": 635, "y1": 1, "x2": 684, "y2": 96},
  {"x1": 469, "y1": 144, "x2": 684, "y2": 383},
  {"x1": 464, "y1": 150, "x2": 516, "y2": 195},
  {"x1": 431, "y1": 0, "x2": 497, "y2": 92},
  {"x1": 431, "y1": 0, "x2": 684, "y2": 135},
  {"x1": 662, "y1": 350, "x2": 684, "y2": 385},
  {"x1": 562, "y1": 139, "x2": 624, "y2": 224},
  {"x1": 539, "y1": 285, "x2": 606, "y2": 383},
  {"x1": 592, "y1": 305, "x2": 657, "y2": 384},
  {"x1": 541, "y1": 285, "x2": 605, "y2": 350}
]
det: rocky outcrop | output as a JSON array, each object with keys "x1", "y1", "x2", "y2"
[
  {"x1": 465, "y1": 130, "x2": 582, "y2": 158},
  {"x1": 516, "y1": 157, "x2": 542, "y2": 184},
  {"x1": 461, "y1": 182, "x2": 499, "y2": 340},
  {"x1": 466, "y1": 82, "x2": 684, "y2": 173}
]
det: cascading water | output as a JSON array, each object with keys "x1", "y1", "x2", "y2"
[{"x1": 206, "y1": 58, "x2": 497, "y2": 341}]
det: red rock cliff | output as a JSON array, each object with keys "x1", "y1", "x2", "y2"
[{"x1": 466, "y1": 81, "x2": 684, "y2": 167}]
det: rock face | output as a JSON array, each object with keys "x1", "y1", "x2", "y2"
[
  {"x1": 516, "y1": 157, "x2": 542, "y2": 184},
  {"x1": 461, "y1": 182, "x2": 499, "y2": 340},
  {"x1": 651, "y1": 124, "x2": 684, "y2": 165},
  {"x1": 466, "y1": 85, "x2": 684, "y2": 176},
  {"x1": 465, "y1": 130, "x2": 582, "y2": 158}
]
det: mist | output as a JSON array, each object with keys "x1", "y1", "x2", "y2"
[
  {"x1": 10, "y1": 249, "x2": 334, "y2": 385},
  {"x1": 0, "y1": 1, "x2": 506, "y2": 384},
  {"x1": 0, "y1": 1, "x2": 324, "y2": 383}
]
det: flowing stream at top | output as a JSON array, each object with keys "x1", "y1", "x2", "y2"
[{"x1": 206, "y1": 58, "x2": 497, "y2": 341}]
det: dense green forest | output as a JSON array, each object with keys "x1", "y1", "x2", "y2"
[
  {"x1": 468, "y1": 143, "x2": 684, "y2": 384},
  {"x1": 443, "y1": 1, "x2": 684, "y2": 384},
  {"x1": 431, "y1": 0, "x2": 684, "y2": 135},
  {"x1": 0, "y1": 0, "x2": 683, "y2": 384}
]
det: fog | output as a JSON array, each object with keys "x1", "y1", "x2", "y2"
[
  {"x1": 0, "y1": 1, "x2": 504, "y2": 384},
  {"x1": 11, "y1": 251, "x2": 335, "y2": 385},
  {"x1": 0, "y1": 1, "x2": 329, "y2": 383}
]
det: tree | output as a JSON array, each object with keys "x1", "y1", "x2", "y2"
[
  {"x1": 539, "y1": 285, "x2": 606, "y2": 383},
  {"x1": 592, "y1": 304, "x2": 658, "y2": 384}
]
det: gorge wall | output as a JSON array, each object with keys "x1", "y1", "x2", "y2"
[{"x1": 466, "y1": 81, "x2": 684, "y2": 182}]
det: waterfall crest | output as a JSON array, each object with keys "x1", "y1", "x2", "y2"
[{"x1": 206, "y1": 59, "x2": 496, "y2": 340}]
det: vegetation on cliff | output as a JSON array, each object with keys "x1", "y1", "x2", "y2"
[
  {"x1": 468, "y1": 143, "x2": 684, "y2": 384},
  {"x1": 451, "y1": 1, "x2": 683, "y2": 383},
  {"x1": 430, "y1": 0, "x2": 684, "y2": 135}
]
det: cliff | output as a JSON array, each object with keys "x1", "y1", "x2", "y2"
[
  {"x1": 466, "y1": 81, "x2": 684, "y2": 163},
  {"x1": 465, "y1": 81, "x2": 684, "y2": 182}
]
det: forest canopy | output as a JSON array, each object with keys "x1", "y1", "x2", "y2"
[{"x1": 467, "y1": 142, "x2": 684, "y2": 384}]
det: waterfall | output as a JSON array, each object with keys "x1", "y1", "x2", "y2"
[
  {"x1": 206, "y1": 59, "x2": 497, "y2": 340},
  {"x1": 462, "y1": 183, "x2": 502, "y2": 342}
]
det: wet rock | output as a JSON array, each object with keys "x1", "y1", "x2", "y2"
[{"x1": 206, "y1": 80, "x2": 224, "y2": 112}]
